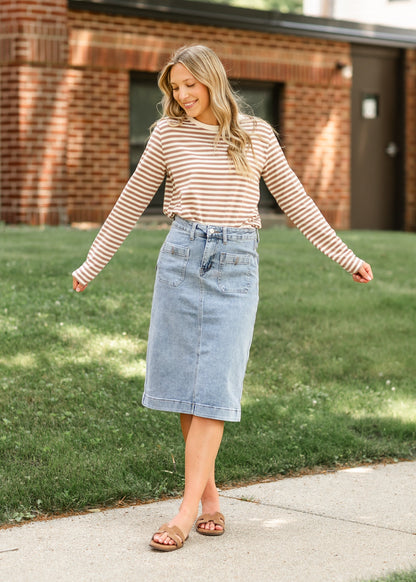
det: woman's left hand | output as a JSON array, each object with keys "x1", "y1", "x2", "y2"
[
  {"x1": 73, "y1": 276, "x2": 88, "y2": 293},
  {"x1": 352, "y1": 262, "x2": 373, "y2": 283}
]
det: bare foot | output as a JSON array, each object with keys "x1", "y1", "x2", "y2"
[
  {"x1": 152, "y1": 509, "x2": 197, "y2": 547},
  {"x1": 197, "y1": 487, "x2": 224, "y2": 533},
  {"x1": 197, "y1": 509, "x2": 224, "y2": 533}
]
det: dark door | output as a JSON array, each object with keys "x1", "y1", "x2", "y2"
[{"x1": 351, "y1": 45, "x2": 404, "y2": 229}]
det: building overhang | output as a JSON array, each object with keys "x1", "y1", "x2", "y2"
[{"x1": 69, "y1": 0, "x2": 416, "y2": 48}]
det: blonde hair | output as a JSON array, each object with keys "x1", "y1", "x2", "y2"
[{"x1": 158, "y1": 45, "x2": 255, "y2": 176}]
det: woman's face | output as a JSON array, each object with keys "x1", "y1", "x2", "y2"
[{"x1": 170, "y1": 63, "x2": 218, "y2": 125}]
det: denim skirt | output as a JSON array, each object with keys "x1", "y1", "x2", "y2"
[{"x1": 141, "y1": 216, "x2": 259, "y2": 422}]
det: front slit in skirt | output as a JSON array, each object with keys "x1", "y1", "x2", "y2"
[{"x1": 141, "y1": 216, "x2": 259, "y2": 422}]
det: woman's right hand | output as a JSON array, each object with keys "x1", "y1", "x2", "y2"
[
  {"x1": 352, "y1": 262, "x2": 373, "y2": 284},
  {"x1": 73, "y1": 276, "x2": 88, "y2": 293}
]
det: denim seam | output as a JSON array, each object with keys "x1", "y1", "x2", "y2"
[{"x1": 143, "y1": 394, "x2": 239, "y2": 414}]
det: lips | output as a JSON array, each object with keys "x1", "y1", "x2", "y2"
[{"x1": 183, "y1": 100, "x2": 197, "y2": 110}]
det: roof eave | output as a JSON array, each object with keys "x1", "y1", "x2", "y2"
[{"x1": 68, "y1": 0, "x2": 416, "y2": 48}]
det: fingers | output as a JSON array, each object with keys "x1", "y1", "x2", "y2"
[
  {"x1": 72, "y1": 276, "x2": 88, "y2": 293},
  {"x1": 352, "y1": 262, "x2": 373, "y2": 284},
  {"x1": 360, "y1": 262, "x2": 373, "y2": 282}
]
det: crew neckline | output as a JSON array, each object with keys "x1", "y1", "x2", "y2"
[{"x1": 187, "y1": 116, "x2": 219, "y2": 133}]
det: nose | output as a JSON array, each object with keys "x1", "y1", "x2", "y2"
[{"x1": 178, "y1": 86, "x2": 189, "y2": 102}]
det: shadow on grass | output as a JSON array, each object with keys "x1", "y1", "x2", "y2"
[
  {"x1": 1, "y1": 227, "x2": 415, "y2": 524},
  {"x1": 0, "y1": 354, "x2": 185, "y2": 523},
  {"x1": 1, "y1": 352, "x2": 414, "y2": 524},
  {"x1": 217, "y1": 395, "x2": 416, "y2": 484}
]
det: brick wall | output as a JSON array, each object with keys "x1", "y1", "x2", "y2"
[
  {"x1": 68, "y1": 10, "x2": 352, "y2": 227},
  {"x1": 283, "y1": 83, "x2": 351, "y2": 229},
  {"x1": 66, "y1": 69, "x2": 129, "y2": 223},
  {"x1": 405, "y1": 49, "x2": 416, "y2": 231},
  {"x1": 0, "y1": 0, "x2": 68, "y2": 224},
  {"x1": 1, "y1": 2, "x2": 414, "y2": 230}
]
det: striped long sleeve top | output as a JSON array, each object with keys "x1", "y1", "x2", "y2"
[{"x1": 73, "y1": 115, "x2": 362, "y2": 285}]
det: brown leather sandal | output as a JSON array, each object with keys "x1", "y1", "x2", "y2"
[
  {"x1": 195, "y1": 512, "x2": 225, "y2": 536},
  {"x1": 149, "y1": 523, "x2": 187, "y2": 551}
]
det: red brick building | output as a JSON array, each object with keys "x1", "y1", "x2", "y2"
[{"x1": 1, "y1": 0, "x2": 415, "y2": 230}]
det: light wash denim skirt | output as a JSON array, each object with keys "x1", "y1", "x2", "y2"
[{"x1": 141, "y1": 216, "x2": 259, "y2": 422}]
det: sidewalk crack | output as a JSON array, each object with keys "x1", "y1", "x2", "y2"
[{"x1": 220, "y1": 494, "x2": 416, "y2": 536}]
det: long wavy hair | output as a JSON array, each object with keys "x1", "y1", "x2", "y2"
[{"x1": 158, "y1": 45, "x2": 255, "y2": 176}]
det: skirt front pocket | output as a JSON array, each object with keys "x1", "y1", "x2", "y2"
[
  {"x1": 157, "y1": 242, "x2": 190, "y2": 287},
  {"x1": 217, "y1": 251, "x2": 257, "y2": 294}
]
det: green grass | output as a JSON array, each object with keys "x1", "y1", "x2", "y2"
[
  {"x1": 1, "y1": 224, "x2": 415, "y2": 524},
  {"x1": 362, "y1": 569, "x2": 416, "y2": 582}
]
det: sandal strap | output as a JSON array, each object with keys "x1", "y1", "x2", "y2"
[
  {"x1": 153, "y1": 523, "x2": 186, "y2": 548},
  {"x1": 196, "y1": 512, "x2": 225, "y2": 528}
]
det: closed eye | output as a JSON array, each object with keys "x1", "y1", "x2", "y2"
[{"x1": 171, "y1": 84, "x2": 196, "y2": 92}]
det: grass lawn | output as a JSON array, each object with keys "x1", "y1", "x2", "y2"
[
  {"x1": 363, "y1": 570, "x2": 416, "y2": 582},
  {"x1": 0, "y1": 224, "x2": 415, "y2": 525}
]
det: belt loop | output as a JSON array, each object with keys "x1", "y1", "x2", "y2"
[
  {"x1": 256, "y1": 228, "x2": 259, "y2": 243},
  {"x1": 190, "y1": 222, "x2": 197, "y2": 241},
  {"x1": 223, "y1": 227, "x2": 227, "y2": 244}
]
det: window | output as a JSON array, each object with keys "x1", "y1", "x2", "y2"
[
  {"x1": 232, "y1": 80, "x2": 282, "y2": 210},
  {"x1": 361, "y1": 94, "x2": 380, "y2": 120},
  {"x1": 129, "y1": 74, "x2": 164, "y2": 212},
  {"x1": 130, "y1": 74, "x2": 282, "y2": 213}
]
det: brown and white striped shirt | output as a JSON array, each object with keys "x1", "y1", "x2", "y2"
[{"x1": 73, "y1": 115, "x2": 362, "y2": 285}]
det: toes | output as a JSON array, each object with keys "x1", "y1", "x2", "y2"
[
  {"x1": 200, "y1": 520, "x2": 222, "y2": 531},
  {"x1": 153, "y1": 533, "x2": 174, "y2": 545}
]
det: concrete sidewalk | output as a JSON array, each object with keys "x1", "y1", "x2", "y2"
[{"x1": 1, "y1": 461, "x2": 415, "y2": 582}]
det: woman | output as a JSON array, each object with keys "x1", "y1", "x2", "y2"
[{"x1": 72, "y1": 45, "x2": 373, "y2": 551}]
